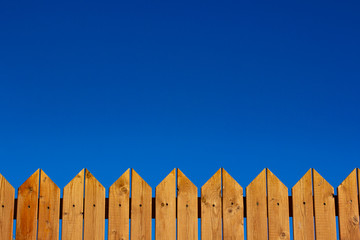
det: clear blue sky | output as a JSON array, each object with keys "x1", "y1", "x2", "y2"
[{"x1": 1, "y1": 0, "x2": 359, "y2": 194}]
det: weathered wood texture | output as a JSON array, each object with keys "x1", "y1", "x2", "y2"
[
  {"x1": 156, "y1": 169, "x2": 176, "y2": 240},
  {"x1": 62, "y1": 169, "x2": 85, "y2": 240},
  {"x1": 84, "y1": 169, "x2": 106, "y2": 240},
  {"x1": 0, "y1": 173, "x2": 15, "y2": 240},
  {"x1": 38, "y1": 170, "x2": 60, "y2": 240},
  {"x1": 292, "y1": 169, "x2": 314, "y2": 240},
  {"x1": 337, "y1": 169, "x2": 360, "y2": 239},
  {"x1": 15, "y1": 169, "x2": 40, "y2": 240},
  {"x1": 201, "y1": 169, "x2": 222, "y2": 240},
  {"x1": 313, "y1": 169, "x2": 337, "y2": 240},
  {"x1": 246, "y1": 169, "x2": 267, "y2": 240},
  {"x1": 222, "y1": 169, "x2": 244, "y2": 240},
  {"x1": 131, "y1": 169, "x2": 152, "y2": 240},
  {"x1": 267, "y1": 169, "x2": 290, "y2": 240},
  {"x1": 177, "y1": 169, "x2": 198, "y2": 240},
  {"x1": 108, "y1": 169, "x2": 130, "y2": 240},
  {"x1": 1, "y1": 167, "x2": 358, "y2": 239}
]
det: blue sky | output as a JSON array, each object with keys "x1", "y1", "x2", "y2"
[{"x1": 0, "y1": 0, "x2": 359, "y2": 195}]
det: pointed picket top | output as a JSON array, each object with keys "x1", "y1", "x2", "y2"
[
  {"x1": 84, "y1": 169, "x2": 106, "y2": 240},
  {"x1": 246, "y1": 169, "x2": 267, "y2": 240},
  {"x1": 222, "y1": 169, "x2": 244, "y2": 240},
  {"x1": 201, "y1": 168, "x2": 222, "y2": 240},
  {"x1": 0, "y1": 173, "x2": 15, "y2": 240},
  {"x1": 156, "y1": 169, "x2": 176, "y2": 240},
  {"x1": 177, "y1": 169, "x2": 198, "y2": 240},
  {"x1": 312, "y1": 169, "x2": 336, "y2": 240},
  {"x1": 62, "y1": 169, "x2": 85, "y2": 240},
  {"x1": 38, "y1": 170, "x2": 60, "y2": 240},
  {"x1": 108, "y1": 169, "x2": 130, "y2": 240},
  {"x1": 267, "y1": 169, "x2": 290, "y2": 240},
  {"x1": 291, "y1": 169, "x2": 314, "y2": 240},
  {"x1": 16, "y1": 169, "x2": 40, "y2": 240},
  {"x1": 337, "y1": 168, "x2": 360, "y2": 239},
  {"x1": 131, "y1": 169, "x2": 152, "y2": 240}
]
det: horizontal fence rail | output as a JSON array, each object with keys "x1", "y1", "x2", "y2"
[{"x1": 0, "y1": 168, "x2": 359, "y2": 240}]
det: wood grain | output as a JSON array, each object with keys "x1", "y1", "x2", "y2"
[
  {"x1": 201, "y1": 169, "x2": 222, "y2": 240},
  {"x1": 337, "y1": 168, "x2": 360, "y2": 239},
  {"x1": 108, "y1": 169, "x2": 130, "y2": 240},
  {"x1": 246, "y1": 169, "x2": 267, "y2": 240},
  {"x1": 222, "y1": 169, "x2": 244, "y2": 240},
  {"x1": 15, "y1": 169, "x2": 40, "y2": 240},
  {"x1": 0, "y1": 173, "x2": 15, "y2": 240},
  {"x1": 156, "y1": 169, "x2": 176, "y2": 240},
  {"x1": 313, "y1": 169, "x2": 337, "y2": 240},
  {"x1": 291, "y1": 169, "x2": 314, "y2": 240},
  {"x1": 177, "y1": 169, "x2": 198, "y2": 240},
  {"x1": 131, "y1": 169, "x2": 152, "y2": 240},
  {"x1": 62, "y1": 169, "x2": 85, "y2": 240},
  {"x1": 38, "y1": 170, "x2": 60, "y2": 240},
  {"x1": 267, "y1": 169, "x2": 290, "y2": 240},
  {"x1": 84, "y1": 169, "x2": 106, "y2": 240}
]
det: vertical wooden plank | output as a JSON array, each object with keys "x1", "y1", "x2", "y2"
[
  {"x1": 222, "y1": 169, "x2": 244, "y2": 240},
  {"x1": 38, "y1": 170, "x2": 60, "y2": 240},
  {"x1": 246, "y1": 169, "x2": 267, "y2": 240},
  {"x1": 62, "y1": 169, "x2": 85, "y2": 240},
  {"x1": 131, "y1": 169, "x2": 152, "y2": 240},
  {"x1": 108, "y1": 169, "x2": 130, "y2": 240},
  {"x1": 267, "y1": 169, "x2": 290, "y2": 240},
  {"x1": 0, "y1": 173, "x2": 15, "y2": 240},
  {"x1": 201, "y1": 168, "x2": 222, "y2": 240},
  {"x1": 313, "y1": 169, "x2": 337, "y2": 240},
  {"x1": 15, "y1": 169, "x2": 40, "y2": 240},
  {"x1": 291, "y1": 169, "x2": 314, "y2": 240},
  {"x1": 84, "y1": 169, "x2": 106, "y2": 240},
  {"x1": 177, "y1": 169, "x2": 198, "y2": 240},
  {"x1": 337, "y1": 169, "x2": 360, "y2": 239},
  {"x1": 156, "y1": 169, "x2": 176, "y2": 240}
]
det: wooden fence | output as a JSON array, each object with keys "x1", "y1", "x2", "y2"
[{"x1": 0, "y1": 168, "x2": 359, "y2": 240}]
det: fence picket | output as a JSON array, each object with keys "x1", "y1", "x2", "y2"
[
  {"x1": 156, "y1": 169, "x2": 176, "y2": 240},
  {"x1": 337, "y1": 168, "x2": 360, "y2": 239},
  {"x1": 0, "y1": 173, "x2": 15, "y2": 240},
  {"x1": 108, "y1": 169, "x2": 130, "y2": 240},
  {"x1": 84, "y1": 169, "x2": 105, "y2": 240},
  {"x1": 15, "y1": 169, "x2": 40, "y2": 240},
  {"x1": 201, "y1": 169, "x2": 222, "y2": 240},
  {"x1": 62, "y1": 169, "x2": 85, "y2": 240},
  {"x1": 177, "y1": 169, "x2": 198, "y2": 240},
  {"x1": 222, "y1": 169, "x2": 244, "y2": 240},
  {"x1": 131, "y1": 169, "x2": 152, "y2": 240},
  {"x1": 291, "y1": 169, "x2": 314, "y2": 240},
  {"x1": 313, "y1": 169, "x2": 337, "y2": 240},
  {"x1": 267, "y1": 169, "x2": 290, "y2": 240},
  {"x1": 38, "y1": 170, "x2": 60, "y2": 240}
]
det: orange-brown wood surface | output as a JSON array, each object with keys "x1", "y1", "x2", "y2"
[
  {"x1": 177, "y1": 169, "x2": 198, "y2": 240},
  {"x1": 15, "y1": 169, "x2": 40, "y2": 240},
  {"x1": 131, "y1": 169, "x2": 152, "y2": 240},
  {"x1": 62, "y1": 169, "x2": 85, "y2": 240},
  {"x1": 313, "y1": 170, "x2": 337, "y2": 240},
  {"x1": 38, "y1": 170, "x2": 60, "y2": 240},
  {"x1": 267, "y1": 169, "x2": 290, "y2": 240},
  {"x1": 222, "y1": 169, "x2": 244, "y2": 240},
  {"x1": 84, "y1": 169, "x2": 105, "y2": 240},
  {"x1": 155, "y1": 169, "x2": 176, "y2": 240},
  {"x1": 108, "y1": 169, "x2": 130, "y2": 240},
  {"x1": 246, "y1": 169, "x2": 267, "y2": 240},
  {"x1": 291, "y1": 169, "x2": 314, "y2": 240},
  {"x1": 337, "y1": 169, "x2": 360, "y2": 239},
  {"x1": 201, "y1": 169, "x2": 222, "y2": 240},
  {"x1": 0, "y1": 173, "x2": 15, "y2": 240}
]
